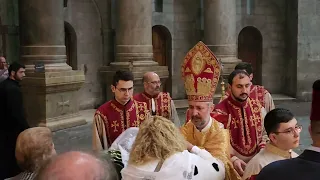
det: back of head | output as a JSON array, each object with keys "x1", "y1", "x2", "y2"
[
  {"x1": 112, "y1": 70, "x2": 134, "y2": 86},
  {"x1": 264, "y1": 108, "x2": 294, "y2": 136},
  {"x1": 129, "y1": 116, "x2": 186, "y2": 165},
  {"x1": 228, "y1": 69, "x2": 250, "y2": 85},
  {"x1": 310, "y1": 80, "x2": 320, "y2": 136},
  {"x1": 15, "y1": 127, "x2": 55, "y2": 172},
  {"x1": 8, "y1": 61, "x2": 25, "y2": 75},
  {"x1": 36, "y1": 151, "x2": 118, "y2": 180},
  {"x1": 234, "y1": 62, "x2": 253, "y2": 75}
]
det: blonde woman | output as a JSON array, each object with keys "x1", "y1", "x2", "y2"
[{"x1": 121, "y1": 116, "x2": 225, "y2": 180}]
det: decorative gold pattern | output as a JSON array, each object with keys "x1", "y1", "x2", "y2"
[
  {"x1": 265, "y1": 143, "x2": 292, "y2": 159},
  {"x1": 191, "y1": 51, "x2": 206, "y2": 75},
  {"x1": 111, "y1": 120, "x2": 119, "y2": 132}
]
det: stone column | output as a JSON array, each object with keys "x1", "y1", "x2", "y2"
[
  {"x1": 19, "y1": 0, "x2": 86, "y2": 131},
  {"x1": 101, "y1": 0, "x2": 169, "y2": 100},
  {"x1": 203, "y1": 0, "x2": 241, "y2": 77}
]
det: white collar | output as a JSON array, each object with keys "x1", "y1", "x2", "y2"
[
  {"x1": 307, "y1": 146, "x2": 320, "y2": 153},
  {"x1": 199, "y1": 117, "x2": 212, "y2": 132}
]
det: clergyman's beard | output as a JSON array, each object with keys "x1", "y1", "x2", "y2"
[{"x1": 232, "y1": 92, "x2": 248, "y2": 102}]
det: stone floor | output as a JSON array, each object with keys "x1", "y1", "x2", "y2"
[{"x1": 53, "y1": 101, "x2": 312, "y2": 155}]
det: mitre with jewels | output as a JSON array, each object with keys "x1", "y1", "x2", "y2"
[{"x1": 181, "y1": 41, "x2": 221, "y2": 102}]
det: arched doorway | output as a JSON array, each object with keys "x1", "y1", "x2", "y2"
[
  {"x1": 238, "y1": 26, "x2": 263, "y2": 85},
  {"x1": 152, "y1": 25, "x2": 172, "y2": 93},
  {"x1": 64, "y1": 22, "x2": 77, "y2": 70}
]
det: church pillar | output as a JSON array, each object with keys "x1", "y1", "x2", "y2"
[
  {"x1": 19, "y1": 0, "x2": 86, "y2": 131},
  {"x1": 101, "y1": 0, "x2": 169, "y2": 100},
  {"x1": 203, "y1": 0, "x2": 241, "y2": 77}
]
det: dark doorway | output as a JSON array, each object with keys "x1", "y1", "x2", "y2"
[
  {"x1": 238, "y1": 26, "x2": 263, "y2": 85},
  {"x1": 0, "y1": 17, "x2": 6, "y2": 57},
  {"x1": 64, "y1": 22, "x2": 77, "y2": 70},
  {"x1": 152, "y1": 25, "x2": 172, "y2": 93}
]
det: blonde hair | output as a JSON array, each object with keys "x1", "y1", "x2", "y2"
[
  {"x1": 15, "y1": 127, "x2": 55, "y2": 172},
  {"x1": 128, "y1": 116, "x2": 186, "y2": 165}
]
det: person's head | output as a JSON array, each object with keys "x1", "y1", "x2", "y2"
[
  {"x1": 129, "y1": 116, "x2": 186, "y2": 165},
  {"x1": 264, "y1": 108, "x2": 301, "y2": 151},
  {"x1": 36, "y1": 151, "x2": 118, "y2": 180},
  {"x1": 309, "y1": 80, "x2": 320, "y2": 146},
  {"x1": 143, "y1": 72, "x2": 161, "y2": 96},
  {"x1": 228, "y1": 70, "x2": 251, "y2": 102},
  {"x1": 15, "y1": 127, "x2": 56, "y2": 172},
  {"x1": 234, "y1": 62, "x2": 253, "y2": 81},
  {"x1": 111, "y1": 70, "x2": 134, "y2": 105},
  {"x1": 8, "y1": 61, "x2": 25, "y2": 81},
  {"x1": 0, "y1": 56, "x2": 8, "y2": 69},
  {"x1": 188, "y1": 101, "x2": 214, "y2": 130}
]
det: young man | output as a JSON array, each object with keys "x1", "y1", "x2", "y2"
[
  {"x1": 133, "y1": 72, "x2": 180, "y2": 127},
  {"x1": 92, "y1": 70, "x2": 149, "y2": 151},
  {"x1": 242, "y1": 108, "x2": 300, "y2": 180},
  {"x1": 257, "y1": 80, "x2": 320, "y2": 180},
  {"x1": 180, "y1": 41, "x2": 240, "y2": 180},
  {"x1": 0, "y1": 62, "x2": 29, "y2": 179},
  {"x1": 214, "y1": 70, "x2": 267, "y2": 177}
]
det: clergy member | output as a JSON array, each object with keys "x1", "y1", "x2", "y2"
[
  {"x1": 214, "y1": 69, "x2": 267, "y2": 177},
  {"x1": 180, "y1": 41, "x2": 240, "y2": 180},
  {"x1": 242, "y1": 108, "x2": 300, "y2": 180},
  {"x1": 92, "y1": 70, "x2": 149, "y2": 151},
  {"x1": 133, "y1": 72, "x2": 180, "y2": 127},
  {"x1": 222, "y1": 62, "x2": 275, "y2": 112},
  {"x1": 257, "y1": 80, "x2": 320, "y2": 180}
]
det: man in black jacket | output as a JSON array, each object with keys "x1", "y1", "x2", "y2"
[{"x1": 0, "y1": 61, "x2": 29, "y2": 179}]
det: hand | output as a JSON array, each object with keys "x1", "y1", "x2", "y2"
[
  {"x1": 186, "y1": 141, "x2": 194, "y2": 151},
  {"x1": 233, "y1": 159, "x2": 246, "y2": 177}
]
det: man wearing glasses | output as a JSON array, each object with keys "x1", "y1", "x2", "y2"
[
  {"x1": 243, "y1": 108, "x2": 300, "y2": 180},
  {"x1": 257, "y1": 80, "x2": 320, "y2": 180},
  {"x1": 133, "y1": 72, "x2": 180, "y2": 127},
  {"x1": 92, "y1": 70, "x2": 149, "y2": 151},
  {"x1": 0, "y1": 56, "x2": 9, "y2": 83}
]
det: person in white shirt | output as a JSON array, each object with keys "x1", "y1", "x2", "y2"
[{"x1": 121, "y1": 115, "x2": 225, "y2": 180}]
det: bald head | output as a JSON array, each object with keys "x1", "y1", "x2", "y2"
[
  {"x1": 36, "y1": 151, "x2": 118, "y2": 180},
  {"x1": 143, "y1": 72, "x2": 161, "y2": 96},
  {"x1": 0, "y1": 56, "x2": 7, "y2": 69}
]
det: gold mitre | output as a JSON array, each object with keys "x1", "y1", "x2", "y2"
[{"x1": 181, "y1": 41, "x2": 221, "y2": 102}]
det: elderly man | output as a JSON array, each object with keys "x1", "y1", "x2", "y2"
[
  {"x1": 242, "y1": 108, "x2": 300, "y2": 180},
  {"x1": 92, "y1": 70, "x2": 149, "y2": 151},
  {"x1": 257, "y1": 80, "x2": 320, "y2": 180},
  {"x1": 8, "y1": 127, "x2": 56, "y2": 180},
  {"x1": 0, "y1": 56, "x2": 9, "y2": 83},
  {"x1": 133, "y1": 72, "x2": 180, "y2": 127},
  {"x1": 0, "y1": 62, "x2": 28, "y2": 179},
  {"x1": 36, "y1": 151, "x2": 118, "y2": 180},
  {"x1": 214, "y1": 70, "x2": 267, "y2": 177},
  {"x1": 180, "y1": 41, "x2": 240, "y2": 180}
]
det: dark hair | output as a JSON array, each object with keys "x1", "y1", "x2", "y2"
[
  {"x1": 264, "y1": 108, "x2": 295, "y2": 136},
  {"x1": 235, "y1": 62, "x2": 253, "y2": 75},
  {"x1": 228, "y1": 69, "x2": 250, "y2": 85},
  {"x1": 8, "y1": 61, "x2": 25, "y2": 75},
  {"x1": 112, "y1": 70, "x2": 134, "y2": 86}
]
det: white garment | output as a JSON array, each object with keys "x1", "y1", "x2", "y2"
[
  {"x1": 307, "y1": 146, "x2": 320, "y2": 153},
  {"x1": 151, "y1": 98, "x2": 156, "y2": 113},
  {"x1": 121, "y1": 149, "x2": 225, "y2": 180}
]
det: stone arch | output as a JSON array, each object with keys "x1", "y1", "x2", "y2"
[
  {"x1": 64, "y1": 21, "x2": 77, "y2": 70},
  {"x1": 238, "y1": 26, "x2": 263, "y2": 85},
  {"x1": 152, "y1": 25, "x2": 172, "y2": 93}
]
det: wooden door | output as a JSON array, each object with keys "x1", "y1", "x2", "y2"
[{"x1": 152, "y1": 26, "x2": 166, "y2": 66}]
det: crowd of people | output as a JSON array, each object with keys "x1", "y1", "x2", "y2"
[{"x1": 1, "y1": 41, "x2": 320, "y2": 180}]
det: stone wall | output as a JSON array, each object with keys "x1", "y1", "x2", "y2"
[
  {"x1": 236, "y1": 0, "x2": 286, "y2": 93},
  {"x1": 172, "y1": 0, "x2": 200, "y2": 99},
  {"x1": 296, "y1": 0, "x2": 320, "y2": 101},
  {"x1": 64, "y1": 0, "x2": 105, "y2": 109}
]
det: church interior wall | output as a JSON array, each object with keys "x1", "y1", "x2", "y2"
[
  {"x1": 296, "y1": 0, "x2": 320, "y2": 101},
  {"x1": 236, "y1": 0, "x2": 287, "y2": 94},
  {"x1": 64, "y1": 0, "x2": 105, "y2": 109}
]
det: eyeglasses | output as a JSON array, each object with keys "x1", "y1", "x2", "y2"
[
  {"x1": 116, "y1": 87, "x2": 133, "y2": 93},
  {"x1": 148, "y1": 81, "x2": 162, "y2": 85},
  {"x1": 274, "y1": 124, "x2": 302, "y2": 135}
]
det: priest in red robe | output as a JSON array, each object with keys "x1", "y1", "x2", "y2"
[
  {"x1": 133, "y1": 72, "x2": 180, "y2": 127},
  {"x1": 92, "y1": 70, "x2": 149, "y2": 151},
  {"x1": 214, "y1": 70, "x2": 267, "y2": 177}
]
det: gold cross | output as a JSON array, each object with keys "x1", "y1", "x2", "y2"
[
  {"x1": 231, "y1": 118, "x2": 240, "y2": 128},
  {"x1": 138, "y1": 104, "x2": 144, "y2": 111},
  {"x1": 111, "y1": 120, "x2": 119, "y2": 132}
]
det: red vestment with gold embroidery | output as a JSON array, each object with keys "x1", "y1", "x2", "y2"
[
  {"x1": 214, "y1": 96, "x2": 264, "y2": 159},
  {"x1": 95, "y1": 99, "x2": 148, "y2": 145},
  {"x1": 133, "y1": 92, "x2": 171, "y2": 119}
]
